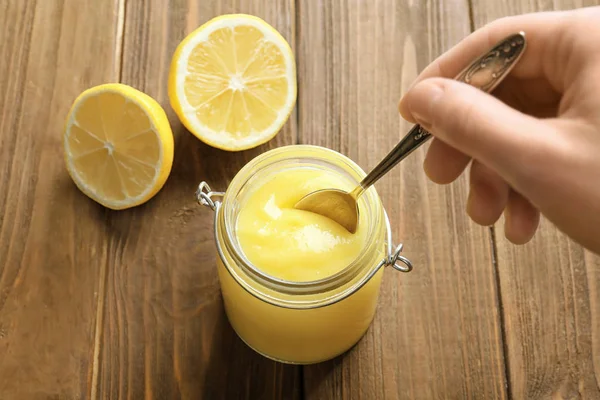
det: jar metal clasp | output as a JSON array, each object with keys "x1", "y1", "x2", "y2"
[
  {"x1": 195, "y1": 182, "x2": 225, "y2": 211},
  {"x1": 195, "y1": 182, "x2": 413, "y2": 276}
]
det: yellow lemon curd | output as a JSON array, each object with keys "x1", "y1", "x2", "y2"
[
  {"x1": 215, "y1": 151, "x2": 386, "y2": 364},
  {"x1": 236, "y1": 169, "x2": 368, "y2": 282}
]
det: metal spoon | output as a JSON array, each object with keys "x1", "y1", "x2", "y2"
[{"x1": 294, "y1": 32, "x2": 527, "y2": 233}]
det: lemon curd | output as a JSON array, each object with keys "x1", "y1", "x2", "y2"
[
  {"x1": 236, "y1": 169, "x2": 369, "y2": 282},
  {"x1": 213, "y1": 146, "x2": 387, "y2": 364}
]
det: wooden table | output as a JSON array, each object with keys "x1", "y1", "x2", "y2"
[{"x1": 1, "y1": 1, "x2": 599, "y2": 399}]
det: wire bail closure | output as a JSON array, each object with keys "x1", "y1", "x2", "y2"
[
  {"x1": 195, "y1": 181, "x2": 413, "y2": 275},
  {"x1": 381, "y1": 209, "x2": 412, "y2": 273},
  {"x1": 195, "y1": 182, "x2": 224, "y2": 211}
]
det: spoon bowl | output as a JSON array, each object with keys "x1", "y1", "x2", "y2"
[{"x1": 294, "y1": 188, "x2": 361, "y2": 233}]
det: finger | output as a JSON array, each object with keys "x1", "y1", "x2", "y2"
[
  {"x1": 399, "y1": 9, "x2": 577, "y2": 122},
  {"x1": 400, "y1": 77, "x2": 555, "y2": 190},
  {"x1": 504, "y1": 189, "x2": 540, "y2": 244},
  {"x1": 423, "y1": 139, "x2": 470, "y2": 184},
  {"x1": 493, "y1": 75, "x2": 561, "y2": 113},
  {"x1": 466, "y1": 161, "x2": 510, "y2": 226}
]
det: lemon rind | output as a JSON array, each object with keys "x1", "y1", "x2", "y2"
[
  {"x1": 64, "y1": 83, "x2": 174, "y2": 210},
  {"x1": 170, "y1": 14, "x2": 297, "y2": 151}
]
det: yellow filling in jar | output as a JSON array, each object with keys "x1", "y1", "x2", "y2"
[
  {"x1": 236, "y1": 168, "x2": 368, "y2": 281},
  {"x1": 215, "y1": 146, "x2": 387, "y2": 364}
]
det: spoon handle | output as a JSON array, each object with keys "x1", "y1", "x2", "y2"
[{"x1": 351, "y1": 31, "x2": 527, "y2": 199}]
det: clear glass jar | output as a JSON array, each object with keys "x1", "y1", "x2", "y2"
[{"x1": 197, "y1": 145, "x2": 412, "y2": 364}]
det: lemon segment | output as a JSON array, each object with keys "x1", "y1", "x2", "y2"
[
  {"x1": 63, "y1": 83, "x2": 174, "y2": 210},
  {"x1": 168, "y1": 14, "x2": 297, "y2": 151}
]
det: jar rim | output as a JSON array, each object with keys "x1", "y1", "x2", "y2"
[{"x1": 218, "y1": 145, "x2": 385, "y2": 299}]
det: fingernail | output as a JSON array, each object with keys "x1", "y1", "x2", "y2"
[{"x1": 407, "y1": 80, "x2": 444, "y2": 128}]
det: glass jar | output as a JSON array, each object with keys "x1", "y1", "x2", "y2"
[{"x1": 196, "y1": 145, "x2": 412, "y2": 364}]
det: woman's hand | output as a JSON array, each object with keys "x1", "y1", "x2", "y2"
[{"x1": 398, "y1": 7, "x2": 600, "y2": 254}]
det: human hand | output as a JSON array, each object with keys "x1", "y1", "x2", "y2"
[{"x1": 398, "y1": 7, "x2": 600, "y2": 254}]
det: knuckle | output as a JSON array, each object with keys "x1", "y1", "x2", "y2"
[{"x1": 431, "y1": 85, "x2": 479, "y2": 144}]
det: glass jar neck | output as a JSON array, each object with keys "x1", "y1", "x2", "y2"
[{"x1": 218, "y1": 145, "x2": 385, "y2": 298}]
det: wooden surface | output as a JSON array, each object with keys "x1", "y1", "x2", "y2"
[
  {"x1": 97, "y1": 1, "x2": 300, "y2": 399},
  {"x1": 470, "y1": 2, "x2": 600, "y2": 399},
  {"x1": 0, "y1": 1, "x2": 121, "y2": 398},
  {"x1": 0, "y1": 1, "x2": 599, "y2": 399},
  {"x1": 297, "y1": 1, "x2": 506, "y2": 399}
]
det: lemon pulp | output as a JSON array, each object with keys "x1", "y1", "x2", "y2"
[
  {"x1": 168, "y1": 14, "x2": 297, "y2": 151},
  {"x1": 63, "y1": 83, "x2": 174, "y2": 209}
]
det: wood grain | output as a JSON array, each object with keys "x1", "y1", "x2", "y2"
[
  {"x1": 4, "y1": 1, "x2": 599, "y2": 399},
  {"x1": 297, "y1": 1, "x2": 507, "y2": 398},
  {"x1": 0, "y1": 0, "x2": 121, "y2": 398},
  {"x1": 94, "y1": 1, "x2": 300, "y2": 399},
  {"x1": 470, "y1": 1, "x2": 600, "y2": 398}
]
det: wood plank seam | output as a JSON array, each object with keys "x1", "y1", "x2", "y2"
[
  {"x1": 294, "y1": 0, "x2": 301, "y2": 146},
  {"x1": 115, "y1": 0, "x2": 127, "y2": 82},
  {"x1": 467, "y1": 0, "x2": 476, "y2": 32},
  {"x1": 89, "y1": 1, "x2": 127, "y2": 399},
  {"x1": 293, "y1": 0, "x2": 306, "y2": 397},
  {"x1": 490, "y1": 226, "x2": 513, "y2": 399},
  {"x1": 467, "y1": 3, "x2": 510, "y2": 397},
  {"x1": 0, "y1": 0, "x2": 38, "y2": 290},
  {"x1": 89, "y1": 216, "x2": 110, "y2": 400}
]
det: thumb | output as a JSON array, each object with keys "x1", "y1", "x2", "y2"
[{"x1": 400, "y1": 77, "x2": 551, "y2": 186}]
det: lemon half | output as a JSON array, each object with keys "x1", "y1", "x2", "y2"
[
  {"x1": 168, "y1": 14, "x2": 297, "y2": 151},
  {"x1": 63, "y1": 83, "x2": 174, "y2": 210}
]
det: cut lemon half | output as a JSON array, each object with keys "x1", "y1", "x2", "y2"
[
  {"x1": 168, "y1": 14, "x2": 297, "y2": 151},
  {"x1": 63, "y1": 83, "x2": 174, "y2": 210}
]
